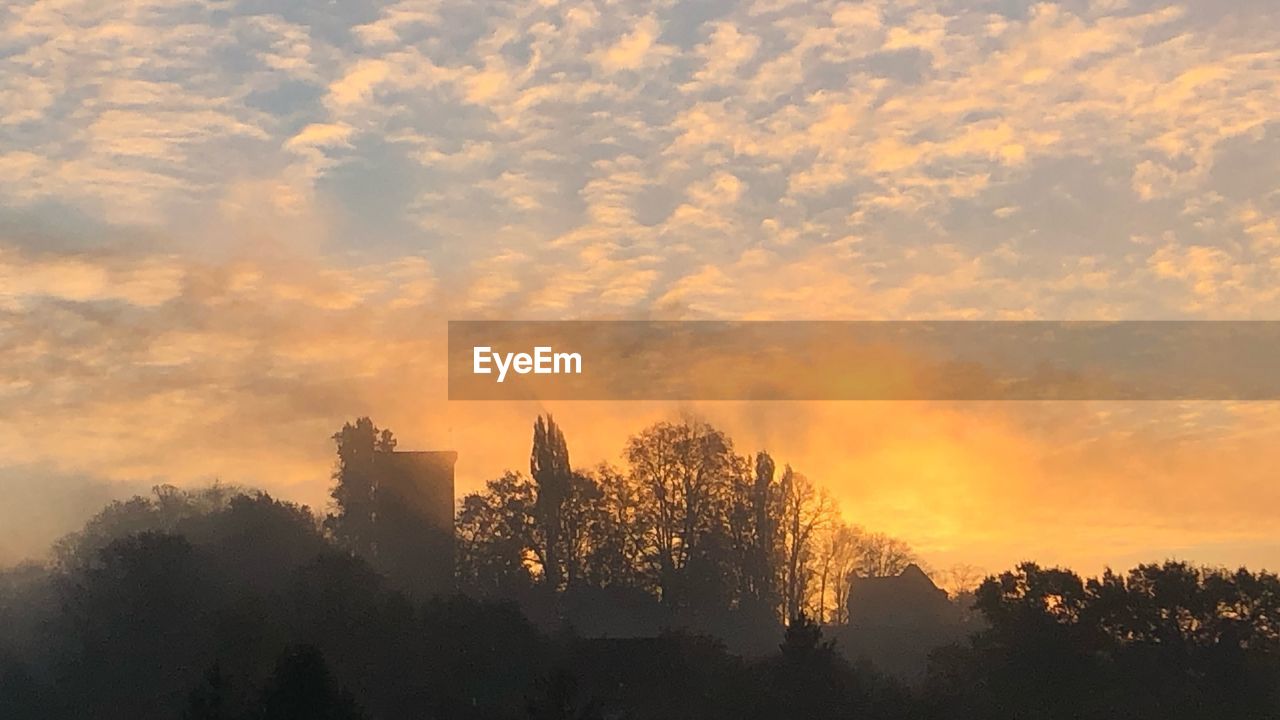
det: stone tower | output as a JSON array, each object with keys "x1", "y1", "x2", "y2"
[{"x1": 373, "y1": 450, "x2": 457, "y2": 595}]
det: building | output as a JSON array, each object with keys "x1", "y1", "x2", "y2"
[
  {"x1": 373, "y1": 450, "x2": 457, "y2": 596},
  {"x1": 380, "y1": 451, "x2": 457, "y2": 533},
  {"x1": 846, "y1": 563, "x2": 955, "y2": 629},
  {"x1": 836, "y1": 563, "x2": 969, "y2": 680}
]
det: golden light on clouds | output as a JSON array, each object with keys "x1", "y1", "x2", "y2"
[{"x1": 2, "y1": 0, "x2": 1280, "y2": 572}]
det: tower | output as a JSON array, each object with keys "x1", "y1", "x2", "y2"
[{"x1": 372, "y1": 450, "x2": 457, "y2": 596}]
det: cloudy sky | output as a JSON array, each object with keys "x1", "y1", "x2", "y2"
[{"x1": 2, "y1": 0, "x2": 1279, "y2": 573}]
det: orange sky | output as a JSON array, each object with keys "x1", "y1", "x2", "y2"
[{"x1": 2, "y1": 0, "x2": 1280, "y2": 571}]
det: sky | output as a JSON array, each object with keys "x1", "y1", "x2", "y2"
[{"x1": 1, "y1": 0, "x2": 1279, "y2": 574}]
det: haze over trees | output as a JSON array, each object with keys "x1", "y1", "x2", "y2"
[{"x1": 0, "y1": 415, "x2": 1277, "y2": 719}]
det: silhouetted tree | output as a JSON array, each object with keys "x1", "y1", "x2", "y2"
[
  {"x1": 779, "y1": 467, "x2": 834, "y2": 622},
  {"x1": 625, "y1": 420, "x2": 735, "y2": 609},
  {"x1": 54, "y1": 531, "x2": 212, "y2": 719},
  {"x1": 456, "y1": 471, "x2": 539, "y2": 597},
  {"x1": 259, "y1": 645, "x2": 363, "y2": 720},
  {"x1": 559, "y1": 471, "x2": 605, "y2": 589},
  {"x1": 532, "y1": 415, "x2": 573, "y2": 590},
  {"x1": 184, "y1": 663, "x2": 234, "y2": 720},
  {"x1": 53, "y1": 483, "x2": 241, "y2": 570},
  {"x1": 814, "y1": 521, "x2": 861, "y2": 624},
  {"x1": 326, "y1": 417, "x2": 396, "y2": 559},
  {"x1": 853, "y1": 531, "x2": 918, "y2": 578},
  {"x1": 746, "y1": 452, "x2": 782, "y2": 610},
  {"x1": 761, "y1": 613, "x2": 860, "y2": 720},
  {"x1": 581, "y1": 464, "x2": 647, "y2": 590},
  {"x1": 0, "y1": 661, "x2": 43, "y2": 719},
  {"x1": 526, "y1": 669, "x2": 601, "y2": 720},
  {"x1": 20, "y1": 420, "x2": 1280, "y2": 720},
  {"x1": 923, "y1": 560, "x2": 1280, "y2": 719}
]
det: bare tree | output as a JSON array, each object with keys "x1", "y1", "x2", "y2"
[
  {"x1": 779, "y1": 466, "x2": 835, "y2": 622},
  {"x1": 584, "y1": 463, "x2": 648, "y2": 589},
  {"x1": 624, "y1": 420, "x2": 735, "y2": 608},
  {"x1": 852, "y1": 531, "x2": 918, "y2": 578},
  {"x1": 937, "y1": 563, "x2": 982, "y2": 595},
  {"x1": 558, "y1": 472, "x2": 604, "y2": 589},
  {"x1": 812, "y1": 520, "x2": 861, "y2": 624}
]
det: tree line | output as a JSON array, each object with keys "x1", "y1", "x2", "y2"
[
  {"x1": 1, "y1": 416, "x2": 1278, "y2": 718},
  {"x1": 325, "y1": 415, "x2": 923, "y2": 630}
]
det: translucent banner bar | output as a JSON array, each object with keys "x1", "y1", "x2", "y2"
[{"x1": 447, "y1": 321, "x2": 1280, "y2": 401}]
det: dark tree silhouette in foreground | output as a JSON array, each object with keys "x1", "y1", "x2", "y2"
[
  {"x1": 525, "y1": 669, "x2": 602, "y2": 720},
  {"x1": 260, "y1": 645, "x2": 363, "y2": 720},
  {"x1": 924, "y1": 561, "x2": 1280, "y2": 720},
  {"x1": 184, "y1": 663, "x2": 233, "y2": 720}
]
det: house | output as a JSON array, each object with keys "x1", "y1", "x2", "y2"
[
  {"x1": 846, "y1": 563, "x2": 955, "y2": 629},
  {"x1": 837, "y1": 563, "x2": 969, "y2": 681}
]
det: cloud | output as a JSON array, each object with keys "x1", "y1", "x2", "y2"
[
  {"x1": 3, "y1": 235, "x2": 1280, "y2": 574},
  {"x1": 286, "y1": 123, "x2": 355, "y2": 150},
  {"x1": 593, "y1": 16, "x2": 672, "y2": 74},
  {"x1": 327, "y1": 59, "x2": 392, "y2": 108},
  {"x1": 0, "y1": 250, "x2": 185, "y2": 309},
  {"x1": 682, "y1": 22, "x2": 761, "y2": 92},
  {"x1": 2, "y1": 0, "x2": 1280, "y2": 571}
]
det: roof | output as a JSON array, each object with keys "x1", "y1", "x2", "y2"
[
  {"x1": 847, "y1": 563, "x2": 953, "y2": 627},
  {"x1": 857, "y1": 563, "x2": 938, "y2": 589}
]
